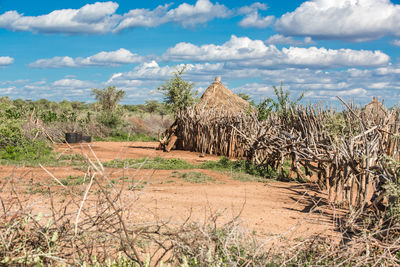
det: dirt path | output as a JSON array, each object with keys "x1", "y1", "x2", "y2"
[{"x1": 0, "y1": 142, "x2": 334, "y2": 241}]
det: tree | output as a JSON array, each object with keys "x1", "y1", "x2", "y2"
[
  {"x1": 91, "y1": 86, "x2": 126, "y2": 128},
  {"x1": 238, "y1": 93, "x2": 255, "y2": 106},
  {"x1": 257, "y1": 83, "x2": 304, "y2": 121},
  {"x1": 91, "y1": 86, "x2": 126, "y2": 111},
  {"x1": 144, "y1": 100, "x2": 161, "y2": 114},
  {"x1": 158, "y1": 66, "x2": 197, "y2": 114}
]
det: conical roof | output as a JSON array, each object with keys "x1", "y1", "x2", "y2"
[
  {"x1": 196, "y1": 77, "x2": 249, "y2": 114},
  {"x1": 362, "y1": 97, "x2": 388, "y2": 119}
]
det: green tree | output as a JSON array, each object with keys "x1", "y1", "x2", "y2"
[
  {"x1": 238, "y1": 93, "x2": 255, "y2": 106},
  {"x1": 91, "y1": 86, "x2": 126, "y2": 111},
  {"x1": 257, "y1": 83, "x2": 304, "y2": 121},
  {"x1": 91, "y1": 86, "x2": 126, "y2": 128},
  {"x1": 158, "y1": 66, "x2": 197, "y2": 114},
  {"x1": 144, "y1": 100, "x2": 161, "y2": 114}
]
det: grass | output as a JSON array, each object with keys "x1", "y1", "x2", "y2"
[
  {"x1": 230, "y1": 172, "x2": 265, "y2": 182},
  {"x1": 104, "y1": 156, "x2": 194, "y2": 170},
  {"x1": 103, "y1": 156, "x2": 284, "y2": 183},
  {"x1": 0, "y1": 151, "x2": 87, "y2": 167},
  {"x1": 94, "y1": 132, "x2": 157, "y2": 142},
  {"x1": 60, "y1": 175, "x2": 87, "y2": 186},
  {"x1": 171, "y1": 171, "x2": 215, "y2": 183}
]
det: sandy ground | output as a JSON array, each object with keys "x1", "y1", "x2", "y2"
[{"x1": 0, "y1": 141, "x2": 336, "y2": 241}]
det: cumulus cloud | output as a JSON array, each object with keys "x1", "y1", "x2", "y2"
[
  {"x1": 0, "y1": 2, "x2": 120, "y2": 34},
  {"x1": 238, "y1": 2, "x2": 274, "y2": 28},
  {"x1": 391, "y1": 39, "x2": 400, "y2": 46},
  {"x1": 104, "y1": 59, "x2": 400, "y2": 106},
  {"x1": 29, "y1": 48, "x2": 143, "y2": 68},
  {"x1": 52, "y1": 79, "x2": 94, "y2": 88},
  {"x1": 163, "y1": 35, "x2": 390, "y2": 68},
  {"x1": 0, "y1": 56, "x2": 14, "y2": 66},
  {"x1": 114, "y1": 0, "x2": 231, "y2": 32},
  {"x1": 265, "y1": 34, "x2": 314, "y2": 45},
  {"x1": 0, "y1": 0, "x2": 231, "y2": 34},
  {"x1": 276, "y1": 0, "x2": 400, "y2": 42}
]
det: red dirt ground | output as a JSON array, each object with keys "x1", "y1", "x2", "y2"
[{"x1": 0, "y1": 142, "x2": 336, "y2": 241}]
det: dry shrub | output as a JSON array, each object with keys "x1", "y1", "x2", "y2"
[
  {"x1": 130, "y1": 114, "x2": 173, "y2": 136},
  {"x1": 0, "y1": 152, "x2": 270, "y2": 266}
]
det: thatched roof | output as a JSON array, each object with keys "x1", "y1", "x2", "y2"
[
  {"x1": 196, "y1": 77, "x2": 249, "y2": 114},
  {"x1": 361, "y1": 97, "x2": 388, "y2": 120}
]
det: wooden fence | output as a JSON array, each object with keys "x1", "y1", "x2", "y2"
[{"x1": 172, "y1": 102, "x2": 400, "y2": 209}]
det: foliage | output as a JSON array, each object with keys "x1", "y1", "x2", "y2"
[
  {"x1": 238, "y1": 93, "x2": 255, "y2": 106},
  {"x1": 0, "y1": 119, "x2": 54, "y2": 163},
  {"x1": 257, "y1": 83, "x2": 304, "y2": 121},
  {"x1": 91, "y1": 86, "x2": 126, "y2": 111},
  {"x1": 199, "y1": 157, "x2": 270, "y2": 178},
  {"x1": 91, "y1": 86, "x2": 127, "y2": 128},
  {"x1": 97, "y1": 109, "x2": 124, "y2": 128},
  {"x1": 158, "y1": 66, "x2": 197, "y2": 114}
]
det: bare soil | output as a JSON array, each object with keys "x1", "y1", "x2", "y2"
[{"x1": 0, "y1": 142, "x2": 335, "y2": 241}]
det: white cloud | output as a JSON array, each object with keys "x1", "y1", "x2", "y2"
[
  {"x1": 52, "y1": 79, "x2": 94, "y2": 88},
  {"x1": 265, "y1": 34, "x2": 314, "y2": 45},
  {"x1": 29, "y1": 48, "x2": 143, "y2": 68},
  {"x1": 317, "y1": 88, "x2": 368, "y2": 97},
  {"x1": 114, "y1": 0, "x2": 231, "y2": 32},
  {"x1": 368, "y1": 82, "x2": 389, "y2": 89},
  {"x1": 375, "y1": 66, "x2": 400, "y2": 75},
  {"x1": 0, "y1": 0, "x2": 231, "y2": 34},
  {"x1": 238, "y1": 2, "x2": 274, "y2": 28},
  {"x1": 30, "y1": 56, "x2": 76, "y2": 68},
  {"x1": 0, "y1": 2, "x2": 120, "y2": 34},
  {"x1": 0, "y1": 56, "x2": 14, "y2": 66},
  {"x1": 163, "y1": 35, "x2": 390, "y2": 68},
  {"x1": 276, "y1": 0, "x2": 400, "y2": 42},
  {"x1": 391, "y1": 39, "x2": 400, "y2": 46},
  {"x1": 109, "y1": 61, "x2": 175, "y2": 82}
]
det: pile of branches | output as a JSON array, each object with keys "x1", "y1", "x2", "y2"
[{"x1": 228, "y1": 99, "x2": 399, "y2": 210}]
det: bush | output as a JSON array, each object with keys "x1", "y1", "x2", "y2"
[
  {"x1": 158, "y1": 66, "x2": 197, "y2": 114},
  {"x1": 97, "y1": 110, "x2": 124, "y2": 128}
]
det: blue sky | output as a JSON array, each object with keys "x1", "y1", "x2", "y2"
[{"x1": 1, "y1": 0, "x2": 400, "y2": 106}]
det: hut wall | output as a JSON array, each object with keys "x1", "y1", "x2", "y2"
[{"x1": 175, "y1": 108, "x2": 250, "y2": 157}]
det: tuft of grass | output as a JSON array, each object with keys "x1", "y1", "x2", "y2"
[
  {"x1": 231, "y1": 172, "x2": 265, "y2": 182},
  {"x1": 173, "y1": 171, "x2": 215, "y2": 183},
  {"x1": 60, "y1": 175, "x2": 87, "y2": 186}
]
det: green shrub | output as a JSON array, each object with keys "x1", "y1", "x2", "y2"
[
  {"x1": 0, "y1": 120, "x2": 54, "y2": 163},
  {"x1": 97, "y1": 111, "x2": 124, "y2": 128}
]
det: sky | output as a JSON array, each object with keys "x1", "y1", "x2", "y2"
[{"x1": 1, "y1": 0, "x2": 400, "y2": 106}]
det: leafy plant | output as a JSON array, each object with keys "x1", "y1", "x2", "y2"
[
  {"x1": 91, "y1": 86, "x2": 126, "y2": 112},
  {"x1": 257, "y1": 83, "x2": 304, "y2": 121},
  {"x1": 158, "y1": 65, "x2": 197, "y2": 114}
]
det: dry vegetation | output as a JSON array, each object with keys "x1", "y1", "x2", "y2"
[{"x1": 1, "y1": 79, "x2": 400, "y2": 265}]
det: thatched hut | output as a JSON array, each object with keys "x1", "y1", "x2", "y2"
[
  {"x1": 361, "y1": 97, "x2": 389, "y2": 124},
  {"x1": 195, "y1": 76, "x2": 249, "y2": 114},
  {"x1": 159, "y1": 77, "x2": 251, "y2": 157}
]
